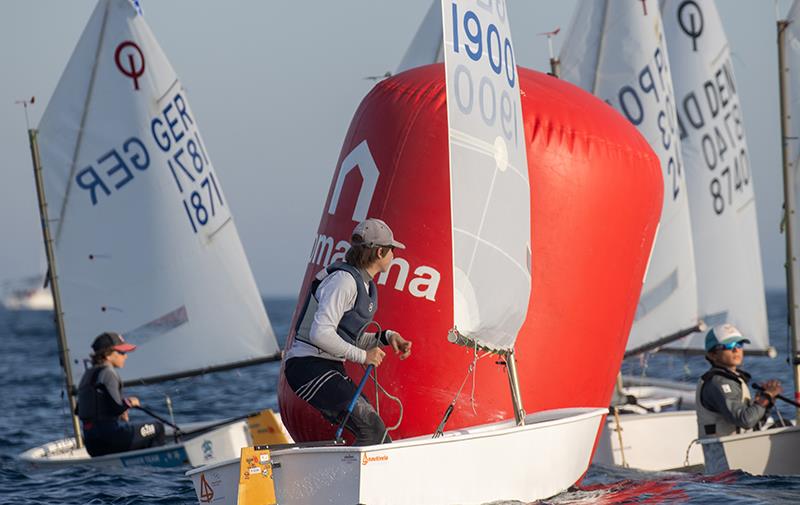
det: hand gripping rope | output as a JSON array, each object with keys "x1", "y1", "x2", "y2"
[{"x1": 338, "y1": 321, "x2": 404, "y2": 444}]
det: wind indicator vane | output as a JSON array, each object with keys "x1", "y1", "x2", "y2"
[
  {"x1": 538, "y1": 27, "x2": 561, "y2": 77},
  {"x1": 14, "y1": 96, "x2": 35, "y2": 130}
]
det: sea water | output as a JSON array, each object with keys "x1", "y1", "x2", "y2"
[{"x1": 1, "y1": 295, "x2": 799, "y2": 504}]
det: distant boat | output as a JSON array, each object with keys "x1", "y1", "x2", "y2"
[
  {"x1": 18, "y1": 0, "x2": 281, "y2": 468},
  {"x1": 1, "y1": 275, "x2": 53, "y2": 311}
]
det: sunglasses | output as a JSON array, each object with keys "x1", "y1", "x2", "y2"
[
  {"x1": 114, "y1": 350, "x2": 128, "y2": 355},
  {"x1": 718, "y1": 341, "x2": 744, "y2": 351}
]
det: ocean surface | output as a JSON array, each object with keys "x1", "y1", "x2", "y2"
[{"x1": 1, "y1": 293, "x2": 799, "y2": 504}]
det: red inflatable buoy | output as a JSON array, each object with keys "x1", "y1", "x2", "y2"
[{"x1": 278, "y1": 64, "x2": 662, "y2": 443}]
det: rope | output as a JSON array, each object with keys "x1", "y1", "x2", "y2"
[
  {"x1": 611, "y1": 406, "x2": 628, "y2": 468},
  {"x1": 684, "y1": 438, "x2": 700, "y2": 467},
  {"x1": 433, "y1": 338, "x2": 491, "y2": 437},
  {"x1": 359, "y1": 321, "x2": 405, "y2": 442}
]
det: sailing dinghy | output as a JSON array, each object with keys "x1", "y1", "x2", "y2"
[
  {"x1": 588, "y1": 0, "x2": 777, "y2": 473},
  {"x1": 558, "y1": 0, "x2": 775, "y2": 472},
  {"x1": 690, "y1": 0, "x2": 800, "y2": 477},
  {"x1": 18, "y1": 0, "x2": 281, "y2": 468},
  {"x1": 189, "y1": 1, "x2": 666, "y2": 502},
  {"x1": 1, "y1": 275, "x2": 54, "y2": 312},
  {"x1": 254, "y1": 2, "x2": 605, "y2": 502},
  {"x1": 557, "y1": 0, "x2": 706, "y2": 472}
]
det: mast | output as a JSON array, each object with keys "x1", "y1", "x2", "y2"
[
  {"x1": 777, "y1": 18, "x2": 800, "y2": 418},
  {"x1": 27, "y1": 128, "x2": 83, "y2": 447}
]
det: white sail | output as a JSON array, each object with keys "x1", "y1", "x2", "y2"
[
  {"x1": 661, "y1": 0, "x2": 769, "y2": 351},
  {"x1": 559, "y1": 0, "x2": 699, "y2": 352},
  {"x1": 397, "y1": 0, "x2": 444, "y2": 74},
  {"x1": 441, "y1": 0, "x2": 531, "y2": 352},
  {"x1": 37, "y1": 0, "x2": 279, "y2": 384}
]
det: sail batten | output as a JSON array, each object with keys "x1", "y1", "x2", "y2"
[{"x1": 37, "y1": 0, "x2": 279, "y2": 384}]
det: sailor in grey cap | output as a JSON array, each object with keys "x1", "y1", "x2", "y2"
[{"x1": 284, "y1": 218, "x2": 412, "y2": 445}]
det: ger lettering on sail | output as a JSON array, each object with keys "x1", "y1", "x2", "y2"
[{"x1": 19, "y1": 0, "x2": 281, "y2": 468}]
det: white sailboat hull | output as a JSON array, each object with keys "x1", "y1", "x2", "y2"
[
  {"x1": 593, "y1": 410, "x2": 704, "y2": 471},
  {"x1": 187, "y1": 408, "x2": 606, "y2": 505},
  {"x1": 699, "y1": 425, "x2": 800, "y2": 476},
  {"x1": 19, "y1": 420, "x2": 251, "y2": 469}
]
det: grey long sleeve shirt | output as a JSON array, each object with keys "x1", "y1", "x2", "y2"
[{"x1": 699, "y1": 369, "x2": 766, "y2": 431}]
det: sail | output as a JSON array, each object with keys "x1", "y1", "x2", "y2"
[
  {"x1": 37, "y1": 0, "x2": 279, "y2": 384},
  {"x1": 441, "y1": 0, "x2": 531, "y2": 352},
  {"x1": 559, "y1": 0, "x2": 699, "y2": 352},
  {"x1": 661, "y1": 0, "x2": 769, "y2": 351},
  {"x1": 397, "y1": 0, "x2": 443, "y2": 74}
]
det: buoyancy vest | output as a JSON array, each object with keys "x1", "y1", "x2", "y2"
[
  {"x1": 695, "y1": 367, "x2": 752, "y2": 437},
  {"x1": 294, "y1": 262, "x2": 378, "y2": 353},
  {"x1": 77, "y1": 365, "x2": 125, "y2": 424}
]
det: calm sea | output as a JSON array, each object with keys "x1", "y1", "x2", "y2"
[{"x1": 1, "y1": 294, "x2": 799, "y2": 504}]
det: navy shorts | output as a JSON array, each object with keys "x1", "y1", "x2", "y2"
[
  {"x1": 83, "y1": 419, "x2": 166, "y2": 457},
  {"x1": 284, "y1": 356, "x2": 390, "y2": 445}
]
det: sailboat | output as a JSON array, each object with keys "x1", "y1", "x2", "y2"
[
  {"x1": 17, "y1": 0, "x2": 281, "y2": 468},
  {"x1": 686, "y1": 0, "x2": 800, "y2": 476},
  {"x1": 1, "y1": 275, "x2": 54, "y2": 312},
  {"x1": 188, "y1": 0, "x2": 665, "y2": 502},
  {"x1": 557, "y1": 0, "x2": 708, "y2": 472},
  {"x1": 590, "y1": 0, "x2": 775, "y2": 472},
  {"x1": 581, "y1": 0, "x2": 778, "y2": 472}
]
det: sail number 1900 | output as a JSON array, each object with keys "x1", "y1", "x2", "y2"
[{"x1": 448, "y1": 1, "x2": 521, "y2": 147}]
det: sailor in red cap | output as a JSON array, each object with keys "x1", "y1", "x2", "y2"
[{"x1": 76, "y1": 332, "x2": 165, "y2": 456}]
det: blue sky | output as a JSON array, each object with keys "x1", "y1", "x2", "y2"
[{"x1": 0, "y1": 1, "x2": 792, "y2": 297}]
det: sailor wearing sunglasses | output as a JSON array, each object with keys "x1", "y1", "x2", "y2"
[
  {"x1": 76, "y1": 332, "x2": 166, "y2": 456},
  {"x1": 696, "y1": 323, "x2": 783, "y2": 443}
]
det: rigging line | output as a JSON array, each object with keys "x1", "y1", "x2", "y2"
[
  {"x1": 55, "y1": 1, "x2": 111, "y2": 244},
  {"x1": 434, "y1": 341, "x2": 491, "y2": 437}
]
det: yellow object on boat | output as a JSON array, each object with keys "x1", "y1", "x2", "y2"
[{"x1": 237, "y1": 446, "x2": 275, "y2": 505}]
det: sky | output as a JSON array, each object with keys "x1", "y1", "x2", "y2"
[{"x1": 0, "y1": 0, "x2": 794, "y2": 298}]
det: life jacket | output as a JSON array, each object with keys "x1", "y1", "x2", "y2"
[
  {"x1": 77, "y1": 365, "x2": 123, "y2": 425},
  {"x1": 695, "y1": 367, "x2": 753, "y2": 437},
  {"x1": 294, "y1": 262, "x2": 378, "y2": 354}
]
